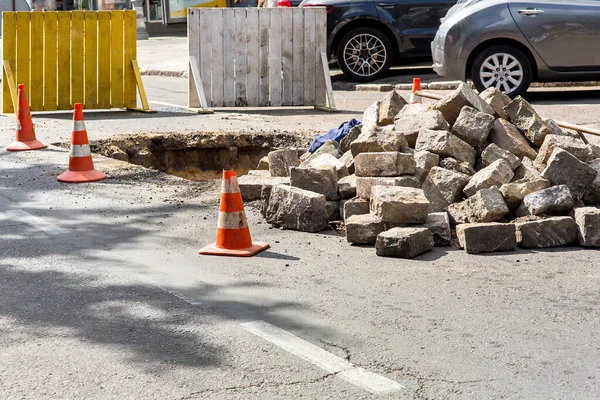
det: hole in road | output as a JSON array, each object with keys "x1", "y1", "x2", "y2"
[{"x1": 56, "y1": 131, "x2": 311, "y2": 181}]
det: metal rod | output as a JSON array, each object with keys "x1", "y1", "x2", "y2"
[{"x1": 415, "y1": 91, "x2": 600, "y2": 139}]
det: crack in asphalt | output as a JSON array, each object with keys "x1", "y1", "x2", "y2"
[
  {"x1": 177, "y1": 372, "x2": 340, "y2": 398},
  {"x1": 318, "y1": 339, "x2": 352, "y2": 362}
]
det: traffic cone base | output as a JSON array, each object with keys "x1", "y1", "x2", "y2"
[
  {"x1": 57, "y1": 169, "x2": 106, "y2": 183},
  {"x1": 199, "y1": 241, "x2": 270, "y2": 257},
  {"x1": 6, "y1": 139, "x2": 47, "y2": 152},
  {"x1": 200, "y1": 170, "x2": 269, "y2": 257}
]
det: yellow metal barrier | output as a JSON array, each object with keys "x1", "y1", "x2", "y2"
[{"x1": 2, "y1": 10, "x2": 151, "y2": 114}]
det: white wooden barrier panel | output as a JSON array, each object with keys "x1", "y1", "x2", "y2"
[{"x1": 188, "y1": 8, "x2": 335, "y2": 110}]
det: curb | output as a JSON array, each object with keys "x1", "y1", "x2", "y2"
[
  {"x1": 138, "y1": 69, "x2": 600, "y2": 92},
  {"x1": 351, "y1": 80, "x2": 600, "y2": 92}
]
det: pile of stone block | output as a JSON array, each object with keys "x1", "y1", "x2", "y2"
[{"x1": 239, "y1": 84, "x2": 600, "y2": 258}]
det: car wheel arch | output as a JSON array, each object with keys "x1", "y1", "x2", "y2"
[
  {"x1": 466, "y1": 38, "x2": 539, "y2": 82},
  {"x1": 330, "y1": 17, "x2": 400, "y2": 60}
]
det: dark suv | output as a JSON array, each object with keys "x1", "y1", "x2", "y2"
[{"x1": 300, "y1": 0, "x2": 456, "y2": 81}]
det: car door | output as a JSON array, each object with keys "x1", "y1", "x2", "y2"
[
  {"x1": 509, "y1": 0, "x2": 600, "y2": 70},
  {"x1": 375, "y1": 0, "x2": 456, "y2": 57}
]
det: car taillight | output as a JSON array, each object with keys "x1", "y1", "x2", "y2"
[
  {"x1": 302, "y1": 4, "x2": 334, "y2": 13},
  {"x1": 277, "y1": 0, "x2": 292, "y2": 7}
]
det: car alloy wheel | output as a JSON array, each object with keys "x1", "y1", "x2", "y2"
[
  {"x1": 343, "y1": 33, "x2": 387, "y2": 78},
  {"x1": 478, "y1": 53, "x2": 524, "y2": 94}
]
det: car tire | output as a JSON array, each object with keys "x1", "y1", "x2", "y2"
[
  {"x1": 471, "y1": 45, "x2": 532, "y2": 98},
  {"x1": 336, "y1": 27, "x2": 394, "y2": 82}
]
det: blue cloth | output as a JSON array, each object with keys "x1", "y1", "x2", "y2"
[{"x1": 308, "y1": 119, "x2": 361, "y2": 153}]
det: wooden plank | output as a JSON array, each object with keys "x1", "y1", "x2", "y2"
[
  {"x1": 211, "y1": 9, "x2": 224, "y2": 107},
  {"x1": 97, "y1": 11, "x2": 111, "y2": 109},
  {"x1": 2, "y1": 13, "x2": 16, "y2": 113},
  {"x1": 16, "y1": 13, "x2": 30, "y2": 101},
  {"x1": 84, "y1": 12, "x2": 98, "y2": 109},
  {"x1": 280, "y1": 9, "x2": 293, "y2": 106},
  {"x1": 110, "y1": 11, "x2": 124, "y2": 108},
  {"x1": 199, "y1": 10, "x2": 212, "y2": 106},
  {"x1": 71, "y1": 11, "x2": 85, "y2": 107},
  {"x1": 320, "y1": 52, "x2": 336, "y2": 110},
  {"x1": 187, "y1": 9, "x2": 201, "y2": 108},
  {"x1": 314, "y1": 8, "x2": 327, "y2": 107},
  {"x1": 234, "y1": 9, "x2": 248, "y2": 107},
  {"x1": 268, "y1": 9, "x2": 282, "y2": 107},
  {"x1": 57, "y1": 12, "x2": 71, "y2": 110},
  {"x1": 303, "y1": 8, "x2": 316, "y2": 106},
  {"x1": 131, "y1": 60, "x2": 151, "y2": 111},
  {"x1": 43, "y1": 12, "x2": 58, "y2": 111},
  {"x1": 257, "y1": 9, "x2": 270, "y2": 107},
  {"x1": 246, "y1": 8, "x2": 259, "y2": 107},
  {"x1": 123, "y1": 10, "x2": 137, "y2": 109},
  {"x1": 291, "y1": 9, "x2": 304, "y2": 106},
  {"x1": 3, "y1": 61, "x2": 18, "y2": 114},
  {"x1": 222, "y1": 8, "x2": 235, "y2": 107},
  {"x1": 189, "y1": 56, "x2": 209, "y2": 111},
  {"x1": 29, "y1": 12, "x2": 44, "y2": 111}
]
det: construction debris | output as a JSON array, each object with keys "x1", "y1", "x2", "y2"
[{"x1": 239, "y1": 84, "x2": 600, "y2": 257}]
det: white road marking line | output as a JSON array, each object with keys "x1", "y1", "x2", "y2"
[
  {"x1": 5, "y1": 210, "x2": 69, "y2": 235},
  {"x1": 240, "y1": 320, "x2": 404, "y2": 394}
]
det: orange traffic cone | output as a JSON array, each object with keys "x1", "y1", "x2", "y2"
[
  {"x1": 7, "y1": 84, "x2": 47, "y2": 151},
  {"x1": 199, "y1": 170, "x2": 270, "y2": 257},
  {"x1": 57, "y1": 104, "x2": 106, "y2": 183},
  {"x1": 409, "y1": 78, "x2": 422, "y2": 104}
]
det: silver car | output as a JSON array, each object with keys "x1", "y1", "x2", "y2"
[{"x1": 432, "y1": 0, "x2": 600, "y2": 97}]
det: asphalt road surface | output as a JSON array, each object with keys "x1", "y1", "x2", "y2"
[{"x1": 2, "y1": 74, "x2": 600, "y2": 399}]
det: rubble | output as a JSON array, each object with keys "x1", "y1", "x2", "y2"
[
  {"x1": 338, "y1": 174, "x2": 357, "y2": 199},
  {"x1": 308, "y1": 153, "x2": 349, "y2": 180},
  {"x1": 375, "y1": 228, "x2": 434, "y2": 258},
  {"x1": 415, "y1": 129, "x2": 476, "y2": 165},
  {"x1": 340, "y1": 124, "x2": 362, "y2": 153},
  {"x1": 346, "y1": 214, "x2": 385, "y2": 244},
  {"x1": 422, "y1": 166, "x2": 470, "y2": 211},
  {"x1": 420, "y1": 212, "x2": 452, "y2": 246},
  {"x1": 438, "y1": 157, "x2": 475, "y2": 176},
  {"x1": 290, "y1": 165, "x2": 340, "y2": 201},
  {"x1": 303, "y1": 140, "x2": 341, "y2": 165},
  {"x1": 500, "y1": 179, "x2": 551, "y2": 211},
  {"x1": 343, "y1": 197, "x2": 370, "y2": 221},
  {"x1": 354, "y1": 152, "x2": 415, "y2": 177},
  {"x1": 489, "y1": 119, "x2": 537, "y2": 160},
  {"x1": 574, "y1": 207, "x2": 600, "y2": 247},
  {"x1": 255, "y1": 86, "x2": 600, "y2": 258},
  {"x1": 481, "y1": 143, "x2": 521, "y2": 170},
  {"x1": 431, "y1": 82, "x2": 494, "y2": 125},
  {"x1": 268, "y1": 148, "x2": 299, "y2": 177},
  {"x1": 584, "y1": 159, "x2": 600, "y2": 205},
  {"x1": 238, "y1": 174, "x2": 290, "y2": 202},
  {"x1": 378, "y1": 91, "x2": 407, "y2": 125},
  {"x1": 265, "y1": 185, "x2": 328, "y2": 232},
  {"x1": 351, "y1": 126, "x2": 408, "y2": 157},
  {"x1": 456, "y1": 223, "x2": 517, "y2": 254},
  {"x1": 355, "y1": 176, "x2": 420, "y2": 199},
  {"x1": 463, "y1": 159, "x2": 514, "y2": 197},
  {"x1": 534, "y1": 134, "x2": 593, "y2": 168},
  {"x1": 394, "y1": 104, "x2": 449, "y2": 147},
  {"x1": 370, "y1": 186, "x2": 429, "y2": 224},
  {"x1": 504, "y1": 96, "x2": 553, "y2": 146},
  {"x1": 541, "y1": 148, "x2": 597, "y2": 199},
  {"x1": 465, "y1": 187, "x2": 509, "y2": 223},
  {"x1": 517, "y1": 184, "x2": 574, "y2": 216},
  {"x1": 451, "y1": 106, "x2": 495, "y2": 147},
  {"x1": 257, "y1": 156, "x2": 269, "y2": 170},
  {"x1": 479, "y1": 87, "x2": 511, "y2": 119},
  {"x1": 516, "y1": 217, "x2": 578, "y2": 248}
]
